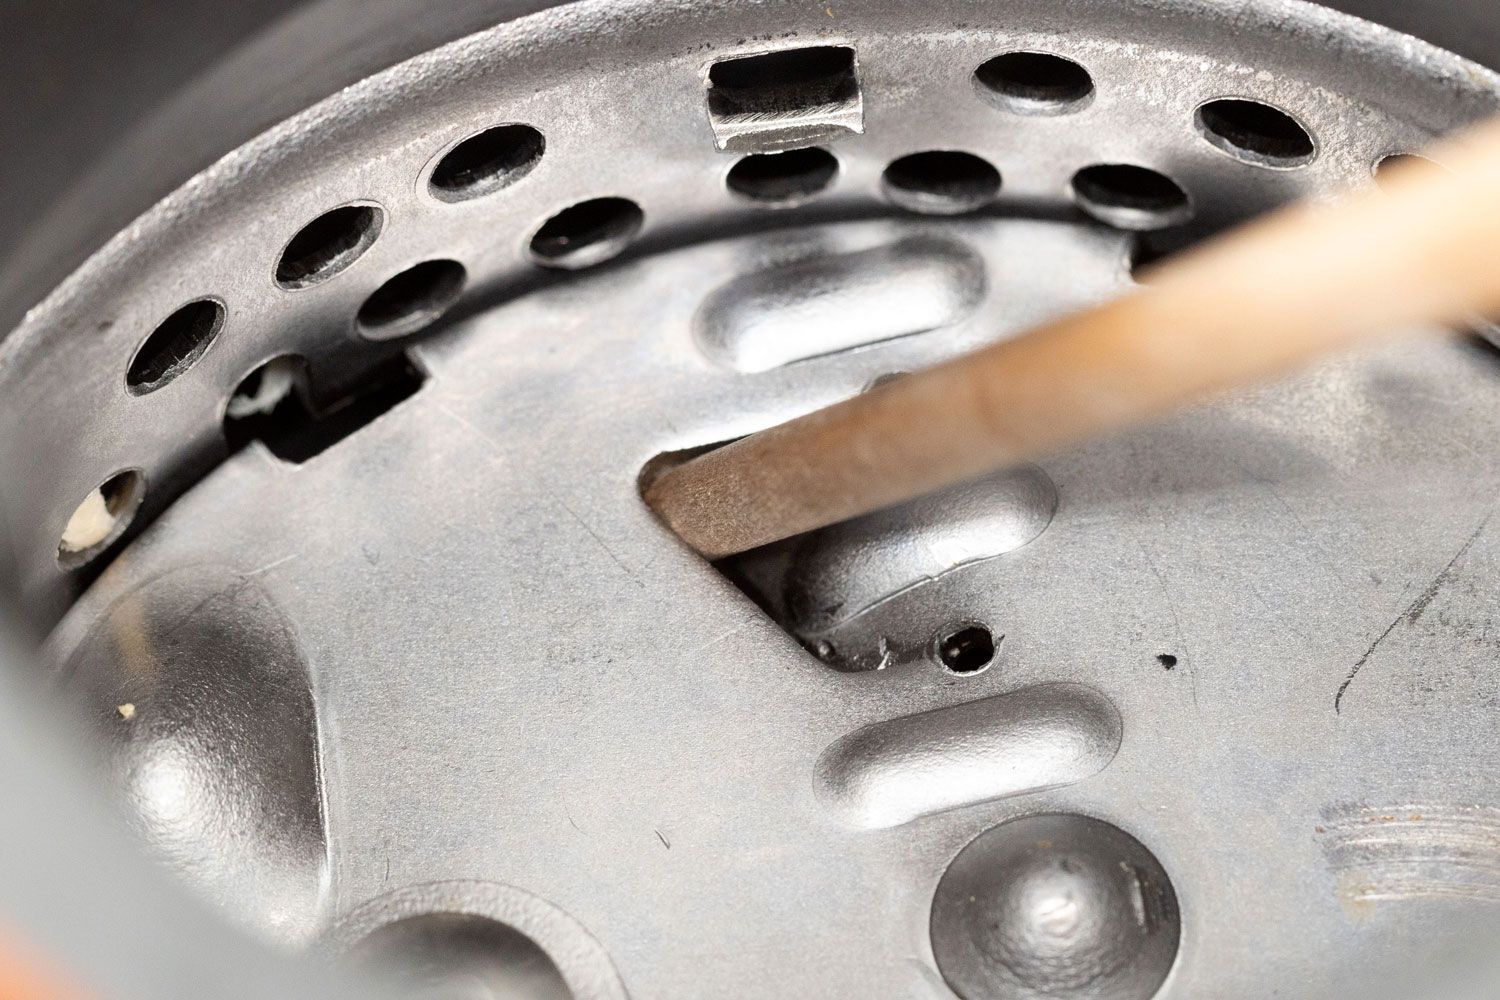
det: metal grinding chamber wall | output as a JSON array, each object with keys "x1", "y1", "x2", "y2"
[{"x1": 5, "y1": 2, "x2": 1500, "y2": 999}]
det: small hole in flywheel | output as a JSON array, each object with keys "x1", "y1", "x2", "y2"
[
  {"x1": 973, "y1": 51, "x2": 1094, "y2": 114},
  {"x1": 1374, "y1": 152, "x2": 1442, "y2": 191},
  {"x1": 275, "y1": 204, "x2": 382, "y2": 289},
  {"x1": 529, "y1": 197, "x2": 645, "y2": 269},
  {"x1": 224, "y1": 355, "x2": 308, "y2": 429},
  {"x1": 936, "y1": 624, "x2": 996, "y2": 674},
  {"x1": 882, "y1": 150, "x2": 1001, "y2": 215},
  {"x1": 57, "y1": 470, "x2": 146, "y2": 570},
  {"x1": 1071, "y1": 164, "x2": 1192, "y2": 230},
  {"x1": 126, "y1": 298, "x2": 225, "y2": 395},
  {"x1": 707, "y1": 46, "x2": 859, "y2": 121},
  {"x1": 1157, "y1": 653, "x2": 1178, "y2": 670},
  {"x1": 429, "y1": 123, "x2": 545, "y2": 201},
  {"x1": 1194, "y1": 98, "x2": 1315, "y2": 168},
  {"x1": 356, "y1": 260, "x2": 467, "y2": 340},
  {"x1": 726, "y1": 147, "x2": 839, "y2": 205}
]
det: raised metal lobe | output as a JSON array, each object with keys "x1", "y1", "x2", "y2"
[{"x1": 815, "y1": 683, "x2": 1122, "y2": 829}]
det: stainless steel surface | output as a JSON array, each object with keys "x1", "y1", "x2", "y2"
[{"x1": 4, "y1": 0, "x2": 1500, "y2": 997}]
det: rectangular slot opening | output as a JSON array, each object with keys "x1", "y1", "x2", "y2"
[
  {"x1": 224, "y1": 352, "x2": 426, "y2": 464},
  {"x1": 642, "y1": 434, "x2": 1045, "y2": 675},
  {"x1": 639, "y1": 437, "x2": 873, "y2": 672},
  {"x1": 705, "y1": 45, "x2": 862, "y2": 152}
]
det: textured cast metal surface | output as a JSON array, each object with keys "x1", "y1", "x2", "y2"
[{"x1": 6, "y1": 0, "x2": 1500, "y2": 997}]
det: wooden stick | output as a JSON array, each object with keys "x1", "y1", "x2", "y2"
[{"x1": 645, "y1": 118, "x2": 1500, "y2": 559}]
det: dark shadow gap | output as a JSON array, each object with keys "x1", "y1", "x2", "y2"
[{"x1": 225, "y1": 352, "x2": 426, "y2": 464}]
